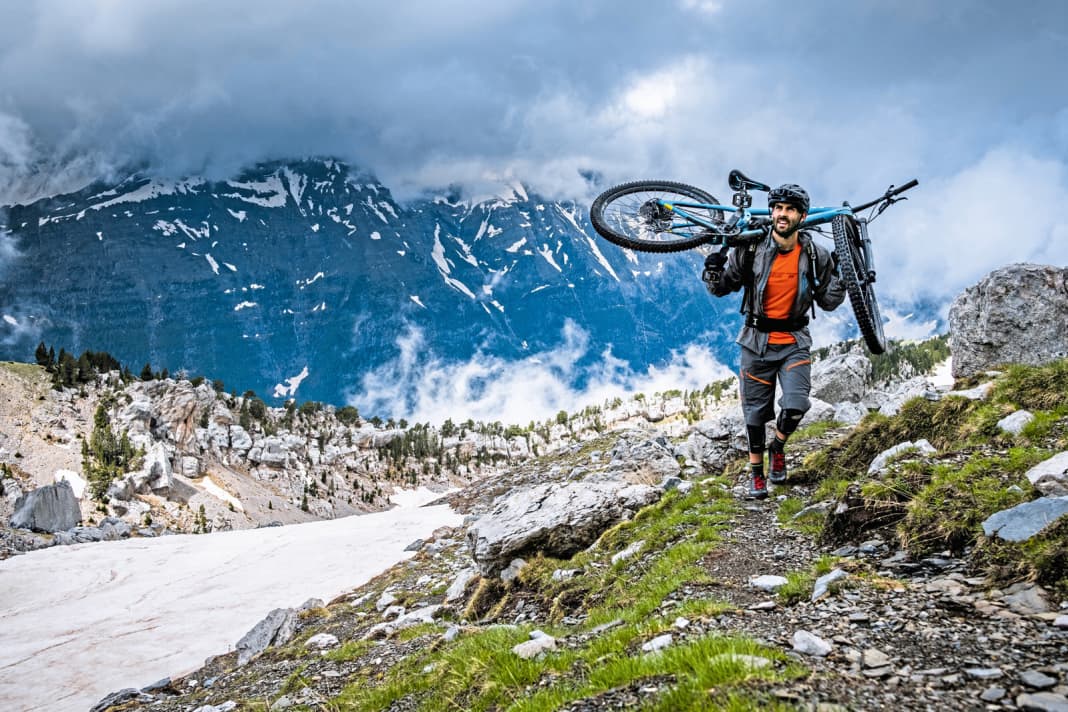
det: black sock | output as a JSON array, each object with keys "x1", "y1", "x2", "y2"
[
  {"x1": 770, "y1": 436, "x2": 786, "y2": 453},
  {"x1": 750, "y1": 461, "x2": 764, "y2": 477}
]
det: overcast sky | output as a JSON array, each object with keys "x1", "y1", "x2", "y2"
[{"x1": 2, "y1": 1, "x2": 1066, "y2": 419}]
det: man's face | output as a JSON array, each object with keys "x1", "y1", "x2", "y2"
[{"x1": 771, "y1": 202, "x2": 805, "y2": 238}]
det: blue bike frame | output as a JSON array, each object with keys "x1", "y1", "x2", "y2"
[{"x1": 660, "y1": 200, "x2": 853, "y2": 240}]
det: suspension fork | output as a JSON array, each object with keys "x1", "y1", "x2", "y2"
[{"x1": 856, "y1": 217, "x2": 876, "y2": 285}]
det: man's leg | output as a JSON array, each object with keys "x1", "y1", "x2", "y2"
[
  {"x1": 769, "y1": 344, "x2": 812, "y2": 483},
  {"x1": 740, "y1": 347, "x2": 777, "y2": 499}
]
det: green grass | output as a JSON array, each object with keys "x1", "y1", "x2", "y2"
[
  {"x1": 775, "y1": 497, "x2": 824, "y2": 537},
  {"x1": 330, "y1": 482, "x2": 805, "y2": 711}
]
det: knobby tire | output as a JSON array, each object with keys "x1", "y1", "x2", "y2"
[
  {"x1": 590, "y1": 181, "x2": 724, "y2": 253},
  {"x1": 832, "y1": 214, "x2": 887, "y2": 354}
]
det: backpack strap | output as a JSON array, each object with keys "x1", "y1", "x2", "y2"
[
  {"x1": 803, "y1": 237, "x2": 819, "y2": 319},
  {"x1": 739, "y1": 240, "x2": 759, "y2": 315}
]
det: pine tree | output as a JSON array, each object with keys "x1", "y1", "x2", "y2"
[
  {"x1": 34, "y1": 342, "x2": 51, "y2": 368},
  {"x1": 140, "y1": 363, "x2": 153, "y2": 381}
]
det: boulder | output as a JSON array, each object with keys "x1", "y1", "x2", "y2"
[
  {"x1": 131, "y1": 442, "x2": 174, "y2": 494},
  {"x1": 10, "y1": 481, "x2": 81, "y2": 532},
  {"x1": 812, "y1": 353, "x2": 872, "y2": 403},
  {"x1": 467, "y1": 481, "x2": 662, "y2": 576},
  {"x1": 949, "y1": 264, "x2": 1068, "y2": 377},
  {"x1": 235, "y1": 608, "x2": 297, "y2": 666},
  {"x1": 982, "y1": 496, "x2": 1068, "y2": 542}
]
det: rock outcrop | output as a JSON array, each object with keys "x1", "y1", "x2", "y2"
[
  {"x1": 10, "y1": 480, "x2": 81, "y2": 532},
  {"x1": 949, "y1": 263, "x2": 1068, "y2": 377},
  {"x1": 466, "y1": 480, "x2": 662, "y2": 576}
]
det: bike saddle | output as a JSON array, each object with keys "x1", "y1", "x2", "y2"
[{"x1": 728, "y1": 170, "x2": 771, "y2": 193}]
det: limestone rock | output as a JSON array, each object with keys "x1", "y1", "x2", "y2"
[
  {"x1": 235, "y1": 608, "x2": 297, "y2": 666},
  {"x1": 812, "y1": 353, "x2": 872, "y2": 403},
  {"x1": 10, "y1": 481, "x2": 81, "y2": 532},
  {"x1": 466, "y1": 480, "x2": 661, "y2": 576},
  {"x1": 949, "y1": 263, "x2": 1068, "y2": 377}
]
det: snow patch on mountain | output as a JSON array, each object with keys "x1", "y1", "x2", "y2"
[
  {"x1": 234, "y1": 302, "x2": 257, "y2": 311},
  {"x1": 273, "y1": 365, "x2": 310, "y2": 398},
  {"x1": 505, "y1": 237, "x2": 527, "y2": 253},
  {"x1": 537, "y1": 243, "x2": 562, "y2": 272},
  {"x1": 431, "y1": 225, "x2": 476, "y2": 299},
  {"x1": 205, "y1": 254, "x2": 220, "y2": 275},
  {"x1": 224, "y1": 175, "x2": 288, "y2": 208},
  {"x1": 88, "y1": 178, "x2": 204, "y2": 212},
  {"x1": 227, "y1": 208, "x2": 247, "y2": 222}
]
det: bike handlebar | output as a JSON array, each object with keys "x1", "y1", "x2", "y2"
[{"x1": 851, "y1": 178, "x2": 919, "y2": 213}]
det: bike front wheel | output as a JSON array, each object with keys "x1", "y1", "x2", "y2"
[
  {"x1": 832, "y1": 214, "x2": 887, "y2": 354},
  {"x1": 590, "y1": 181, "x2": 725, "y2": 253}
]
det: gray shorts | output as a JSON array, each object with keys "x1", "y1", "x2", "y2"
[{"x1": 738, "y1": 342, "x2": 812, "y2": 427}]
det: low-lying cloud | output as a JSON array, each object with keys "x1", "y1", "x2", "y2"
[{"x1": 348, "y1": 320, "x2": 733, "y2": 426}]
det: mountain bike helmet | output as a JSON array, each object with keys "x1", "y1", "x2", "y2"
[{"x1": 768, "y1": 183, "x2": 810, "y2": 213}]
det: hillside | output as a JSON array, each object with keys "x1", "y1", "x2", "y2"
[{"x1": 83, "y1": 349, "x2": 1068, "y2": 711}]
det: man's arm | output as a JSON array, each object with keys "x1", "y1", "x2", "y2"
[
  {"x1": 703, "y1": 247, "x2": 745, "y2": 297},
  {"x1": 814, "y1": 247, "x2": 845, "y2": 311}
]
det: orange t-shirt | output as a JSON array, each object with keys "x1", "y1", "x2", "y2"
[{"x1": 763, "y1": 247, "x2": 800, "y2": 344}]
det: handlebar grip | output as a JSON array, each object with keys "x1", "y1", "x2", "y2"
[{"x1": 891, "y1": 178, "x2": 919, "y2": 196}]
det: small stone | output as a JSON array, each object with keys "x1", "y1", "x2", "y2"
[
  {"x1": 551, "y1": 569, "x2": 579, "y2": 582},
  {"x1": 812, "y1": 568, "x2": 848, "y2": 602},
  {"x1": 1054, "y1": 615, "x2": 1068, "y2": 629},
  {"x1": 1021, "y1": 670, "x2": 1059, "y2": 690},
  {"x1": 792, "y1": 630, "x2": 833, "y2": 657},
  {"x1": 512, "y1": 635, "x2": 556, "y2": 659},
  {"x1": 270, "y1": 695, "x2": 294, "y2": 710},
  {"x1": 863, "y1": 665, "x2": 893, "y2": 678},
  {"x1": 375, "y1": 591, "x2": 397, "y2": 611},
  {"x1": 305, "y1": 633, "x2": 339, "y2": 649},
  {"x1": 611, "y1": 540, "x2": 645, "y2": 564},
  {"x1": 674, "y1": 617, "x2": 690, "y2": 629},
  {"x1": 500, "y1": 558, "x2": 527, "y2": 583},
  {"x1": 863, "y1": 647, "x2": 892, "y2": 668},
  {"x1": 404, "y1": 538, "x2": 425, "y2": 551},
  {"x1": 848, "y1": 612, "x2": 870, "y2": 623},
  {"x1": 749, "y1": 601, "x2": 778, "y2": 611},
  {"x1": 980, "y1": 687, "x2": 1006, "y2": 702},
  {"x1": 832, "y1": 545, "x2": 858, "y2": 557},
  {"x1": 965, "y1": 667, "x2": 1004, "y2": 680},
  {"x1": 749, "y1": 575, "x2": 789, "y2": 592},
  {"x1": 708, "y1": 653, "x2": 772, "y2": 669},
  {"x1": 641, "y1": 633, "x2": 673, "y2": 653},
  {"x1": 858, "y1": 539, "x2": 885, "y2": 554},
  {"x1": 443, "y1": 625, "x2": 460, "y2": 642}
]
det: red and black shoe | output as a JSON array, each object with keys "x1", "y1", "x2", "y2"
[
  {"x1": 747, "y1": 469, "x2": 768, "y2": 499},
  {"x1": 769, "y1": 446, "x2": 788, "y2": 484}
]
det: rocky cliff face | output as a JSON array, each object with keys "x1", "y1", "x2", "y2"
[{"x1": 949, "y1": 263, "x2": 1068, "y2": 377}]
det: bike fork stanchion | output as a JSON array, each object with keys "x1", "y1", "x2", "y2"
[{"x1": 857, "y1": 217, "x2": 876, "y2": 285}]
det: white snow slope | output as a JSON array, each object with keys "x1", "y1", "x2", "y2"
[{"x1": 0, "y1": 490, "x2": 461, "y2": 712}]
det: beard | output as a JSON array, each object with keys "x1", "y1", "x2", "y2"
[{"x1": 772, "y1": 216, "x2": 801, "y2": 238}]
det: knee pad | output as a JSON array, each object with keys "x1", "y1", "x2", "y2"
[
  {"x1": 776, "y1": 408, "x2": 806, "y2": 436},
  {"x1": 746, "y1": 424, "x2": 766, "y2": 454}
]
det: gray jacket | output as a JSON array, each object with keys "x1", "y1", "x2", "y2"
[{"x1": 712, "y1": 230, "x2": 845, "y2": 355}]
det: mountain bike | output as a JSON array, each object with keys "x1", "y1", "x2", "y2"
[{"x1": 589, "y1": 170, "x2": 918, "y2": 354}]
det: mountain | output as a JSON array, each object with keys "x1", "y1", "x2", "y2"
[{"x1": 0, "y1": 159, "x2": 737, "y2": 412}]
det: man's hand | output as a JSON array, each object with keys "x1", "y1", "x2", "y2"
[{"x1": 702, "y1": 251, "x2": 727, "y2": 293}]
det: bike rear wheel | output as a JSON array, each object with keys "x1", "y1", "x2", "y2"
[
  {"x1": 832, "y1": 214, "x2": 887, "y2": 354},
  {"x1": 590, "y1": 181, "x2": 725, "y2": 253}
]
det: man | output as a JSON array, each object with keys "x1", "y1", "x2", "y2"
[{"x1": 702, "y1": 183, "x2": 845, "y2": 499}]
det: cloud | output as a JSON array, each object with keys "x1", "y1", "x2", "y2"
[
  {"x1": 876, "y1": 147, "x2": 1067, "y2": 306},
  {"x1": 0, "y1": 2, "x2": 1065, "y2": 208},
  {"x1": 347, "y1": 320, "x2": 733, "y2": 426}
]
